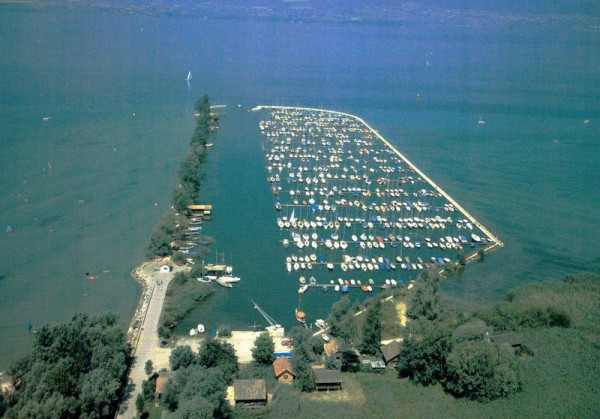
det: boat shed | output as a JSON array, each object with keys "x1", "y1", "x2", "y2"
[
  {"x1": 380, "y1": 340, "x2": 402, "y2": 366},
  {"x1": 273, "y1": 357, "x2": 295, "y2": 383},
  {"x1": 490, "y1": 333, "x2": 522, "y2": 348},
  {"x1": 187, "y1": 204, "x2": 212, "y2": 217},
  {"x1": 313, "y1": 369, "x2": 343, "y2": 392},
  {"x1": 233, "y1": 379, "x2": 267, "y2": 408}
]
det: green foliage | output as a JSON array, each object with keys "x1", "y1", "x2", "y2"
[
  {"x1": 359, "y1": 300, "x2": 382, "y2": 355},
  {"x1": 161, "y1": 365, "x2": 230, "y2": 418},
  {"x1": 251, "y1": 331, "x2": 276, "y2": 366},
  {"x1": 145, "y1": 359, "x2": 154, "y2": 376},
  {"x1": 170, "y1": 346, "x2": 198, "y2": 371},
  {"x1": 309, "y1": 335, "x2": 325, "y2": 356},
  {"x1": 142, "y1": 377, "x2": 157, "y2": 402},
  {"x1": 452, "y1": 318, "x2": 488, "y2": 343},
  {"x1": 197, "y1": 339, "x2": 239, "y2": 384},
  {"x1": 135, "y1": 393, "x2": 145, "y2": 416},
  {"x1": 397, "y1": 319, "x2": 454, "y2": 385},
  {"x1": 476, "y1": 304, "x2": 572, "y2": 332},
  {"x1": 217, "y1": 325, "x2": 232, "y2": 338},
  {"x1": 410, "y1": 275, "x2": 442, "y2": 321},
  {"x1": 3, "y1": 313, "x2": 131, "y2": 418},
  {"x1": 445, "y1": 340, "x2": 521, "y2": 402},
  {"x1": 159, "y1": 271, "x2": 213, "y2": 339},
  {"x1": 328, "y1": 296, "x2": 356, "y2": 344},
  {"x1": 291, "y1": 355, "x2": 316, "y2": 392}
]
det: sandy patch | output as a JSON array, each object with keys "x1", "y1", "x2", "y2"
[{"x1": 395, "y1": 301, "x2": 407, "y2": 327}]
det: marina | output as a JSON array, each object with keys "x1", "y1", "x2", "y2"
[{"x1": 255, "y1": 106, "x2": 503, "y2": 293}]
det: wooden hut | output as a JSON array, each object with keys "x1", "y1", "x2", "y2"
[
  {"x1": 155, "y1": 371, "x2": 175, "y2": 398},
  {"x1": 233, "y1": 379, "x2": 267, "y2": 408},
  {"x1": 380, "y1": 340, "x2": 401, "y2": 366},
  {"x1": 273, "y1": 357, "x2": 295, "y2": 383},
  {"x1": 313, "y1": 369, "x2": 343, "y2": 392}
]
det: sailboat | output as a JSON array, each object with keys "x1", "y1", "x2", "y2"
[
  {"x1": 478, "y1": 114, "x2": 486, "y2": 125},
  {"x1": 186, "y1": 71, "x2": 192, "y2": 82}
]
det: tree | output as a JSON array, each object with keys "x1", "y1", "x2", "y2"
[
  {"x1": 410, "y1": 275, "x2": 442, "y2": 321},
  {"x1": 170, "y1": 346, "x2": 197, "y2": 371},
  {"x1": 135, "y1": 393, "x2": 145, "y2": 417},
  {"x1": 197, "y1": 339, "x2": 238, "y2": 383},
  {"x1": 359, "y1": 300, "x2": 382, "y2": 355},
  {"x1": 145, "y1": 359, "x2": 154, "y2": 376},
  {"x1": 251, "y1": 331, "x2": 275, "y2": 366},
  {"x1": 328, "y1": 296, "x2": 356, "y2": 344},
  {"x1": 397, "y1": 319, "x2": 454, "y2": 385},
  {"x1": 3, "y1": 313, "x2": 131, "y2": 418},
  {"x1": 291, "y1": 355, "x2": 315, "y2": 392},
  {"x1": 445, "y1": 340, "x2": 521, "y2": 402}
]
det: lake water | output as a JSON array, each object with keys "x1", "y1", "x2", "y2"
[{"x1": 0, "y1": 5, "x2": 598, "y2": 369}]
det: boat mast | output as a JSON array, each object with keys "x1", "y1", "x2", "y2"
[{"x1": 251, "y1": 300, "x2": 279, "y2": 327}]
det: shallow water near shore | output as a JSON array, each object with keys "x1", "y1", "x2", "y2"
[{"x1": 0, "y1": 6, "x2": 599, "y2": 368}]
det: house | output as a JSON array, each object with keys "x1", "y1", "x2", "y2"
[
  {"x1": 490, "y1": 333, "x2": 522, "y2": 348},
  {"x1": 313, "y1": 369, "x2": 343, "y2": 392},
  {"x1": 323, "y1": 339, "x2": 339, "y2": 357},
  {"x1": 154, "y1": 371, "x2": 175, "y2": 398},
  {"x1": 380, "y1": 340, "x2": 401, "y2": 366},
  {"x1": 159, "y1": 264, "x2": 172, "y2": 274},
  {"x1": 273, "y1": 357, "x2": 295, "y2": 383},
  {"x1": 233, "y1": 379, "x2": 267, "y2": 408}
]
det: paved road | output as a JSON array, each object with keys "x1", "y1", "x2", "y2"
[{"x1": 117, "y1": 267, "x2": 174, "y2": 418}]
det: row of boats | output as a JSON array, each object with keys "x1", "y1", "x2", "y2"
[{"x1": 257, "y1": 107, "x2": 495, "y2": 321}]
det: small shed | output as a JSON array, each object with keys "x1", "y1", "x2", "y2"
[
  {"x1": 159, "y1": 264, "x2": 172, "y2": 274},
  {"x1": 233, "y1": 379, "x2": 267, "y2": 408},
  {"x1": 380, "y1": 340, "x2": 401, "y2": 365},
  {"x1": 273, "y1": 357, "x2": 295, "y2": 383},
  {"x1": 314, "y1": 369, "x2": 342, "y2": 392},
  {"x1": 155, "y1": 371, "x2": 175, "y2": 398},
  {"x1": 490, "y1": 333, "x2": 522, "y2": 348},
  {"x1": 323, "y1": 339, "x2": 339, "y2": 357}
]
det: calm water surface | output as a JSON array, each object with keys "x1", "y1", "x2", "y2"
[{"x1": 0, "y1": 6, "x2": 598, "y2": 368}]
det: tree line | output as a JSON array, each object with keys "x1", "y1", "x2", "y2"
[
  {"x1": 0, "y1": 314, "x2": 132, "y2": 418},
  {"x1": 146, "y1": 95, "x2": 214, "y2": 258}
]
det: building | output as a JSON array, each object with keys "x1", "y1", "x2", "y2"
[
  {"x1": 313, "y1": 369, "x2": 343, "y2": 392},
  {"x1": 233, "y1": 379, "x2": 267, "y2": 408},
  {"x1": 154, "y1": 371, "x2": 175, "y2": 398},
  {"x1": 273, "y1": 357, "x2": 295, "y2": 383},
  {"x1": 159, "y1": 264, "x2": 172, "y2": 274},
  {"x1": 380, "y1": 340, "x2": 401, "y2": 366},
  {"x1": 490, "y1": 333, "x2": 522, "y2": 348}
]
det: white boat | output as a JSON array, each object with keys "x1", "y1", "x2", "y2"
[
  {"x1": 322, "y1": 333, "x2": 330, "y2": 342},
  {"x1": 215, "y1": 277, "x2": 233, "y2": 288},
  {"x1": 219, "y1": 275, "x2": 240, "y2": 283},
  {"x1": 186, "y1": 70, "x2": 192, "y2": 82},
  {"x1": 298, "y1": 284, "x2": 308, "y2": 294},
  {"x1": 189, "y1": 328, "x2": 197, "y2": 336},
  {"x1": 315, "y1": 319, "x2": 326, "y2": 329},
  {"x1": 197, "y1": 324, "x2": 205, "y2": 333}
]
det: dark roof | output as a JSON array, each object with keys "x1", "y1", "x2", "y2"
[
  {"x1": 380, "y1": 340, "x2": 401, "y2": 363},
  {"x1": 234, "y1": 379, "x2": 267, "y2": 401},
  {"x1": 490, "y1": 333, "x2": 521, "y2": 347},
  {"x1": 314, "y1": 369, "x2": 342, "y2": 385},
  {"x1": 273, "y1": 357, "x2": 295, "y2": 378}
]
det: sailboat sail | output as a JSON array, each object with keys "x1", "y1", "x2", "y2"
[{"x1": 186, "y1": 71, "x2": 192, "y2": 82}]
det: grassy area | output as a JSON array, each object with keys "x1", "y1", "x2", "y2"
[{"x1": 233, "y1": 273, "x2": 600, "y2": 418}]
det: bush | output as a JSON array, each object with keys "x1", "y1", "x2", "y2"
[{"x1": 445, "y1": 340, "x2": 521, "y2": 402}]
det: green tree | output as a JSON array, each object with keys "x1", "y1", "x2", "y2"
[
  {"x1": 397, "y1": 319, "x2": 454, "y2": 385},
  {"x1": 359, "y1": 300, "x2": 382, "y2": 355},
  {"x1": 251, "y1": 331, "x2": 276, "y2": 366},
  {"x1": 328, "y1": 296, "x2": 356, "y2": 344},
  {"x1": 410, "y1": 275, "x2": 442, "y2": 321},
  {"x1": 170, "y1": 346, "x2": 197, "y2": 371},
  {"x1": 197, "y1": 339, "x2": 238, "y2": 383},
  {"x1": 291, "y1": 354, "x2": 316, "y2": 392},
  {"x1": 445, "y1": 340, "x2": 521, "y2": 401},
  {"x1": 135, "y1": 393, "x2": 145, "y2": 417},
  {"x1": 4, "y1": 313, "x2": 131, "y2": 418},
  {"x1": 145, "y1": 359, "x2": 154, "y2": 376}
]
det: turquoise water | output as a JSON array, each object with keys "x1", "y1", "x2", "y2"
[{"x1": 1, "y1": 6, "x2": 599, "y2": 369}]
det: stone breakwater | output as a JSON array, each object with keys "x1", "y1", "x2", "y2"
[{"x1": 127, "y1": 261, "x2": 154, "y2": 348}]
